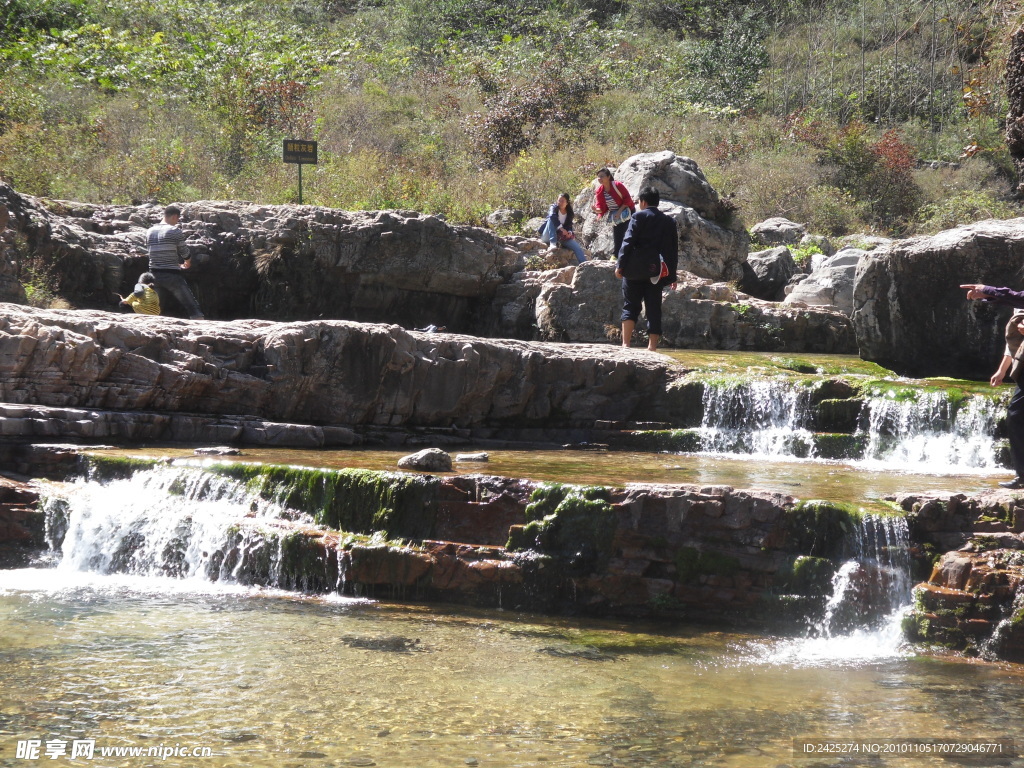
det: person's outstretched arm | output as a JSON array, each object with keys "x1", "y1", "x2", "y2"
[{"x1": 961, "y1": 283, "x2": 1024, "y2": 307}]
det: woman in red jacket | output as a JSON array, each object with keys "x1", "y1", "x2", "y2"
[{"x1": 591, "y1": 167, "x2": 636, "y2": 257}]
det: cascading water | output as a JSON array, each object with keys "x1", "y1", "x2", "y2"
[
  {"x1": 697, "y1": 379, "x2": 1003, "y2": 473},
  {"x1": 858, "y1": 390, "x2": 1003, "y2": 472},
  {"x1": 41, "y1": 464, "x2": 324, "y2": 587},
  {"x1": 699, "y1": 380, "x2": 814, "y2": 458},
  {"x1": 755, "y1": 514, "x2": 913, "y2": 665}
]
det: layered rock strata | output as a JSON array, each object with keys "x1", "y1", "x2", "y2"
[
  {"x1": 895, "y1": 490, "x2": 1024, "y2": 659},
  {"x1": 0, "y1": 183, "x2": 525, "y2": 331},
  {"x1": 0, "y1": 305, "x2": 677, "y2": 430},
  {"x1": 31, "y1": 456, "x2": 849, "y2": 622}
]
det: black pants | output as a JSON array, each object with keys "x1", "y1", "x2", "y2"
[
  {"x1": 621, "y1": 278, "x2": 663, "y2": 335},
  {"x1": 1008, "y1": 383, "x2": 1024, "y2": 477},
  {"x1": 612, "y1": 221, "x2": 629, "y2": 258}
]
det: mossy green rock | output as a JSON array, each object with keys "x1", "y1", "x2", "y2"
[
  {"x1": 785, "y1": 500, "x2": 861, "y2": 559},
  {"x1": 507, "y1": 483, "x2": 616, "y2": 574},
  {"x1": 209, "y1": 464, "x2": 439, "y2": 539}
]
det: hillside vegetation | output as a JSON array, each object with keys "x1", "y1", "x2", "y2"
[{"x1": 1, "y1": 0, "x2": 1022, "y2": 235}]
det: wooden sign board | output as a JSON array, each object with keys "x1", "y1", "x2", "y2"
[{"x1": 283, "y1": 140, "x2": 318, "y2": 164}]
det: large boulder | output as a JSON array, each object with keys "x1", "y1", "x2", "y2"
[
  {"x1": 572, "y1": 151, "x2": 748, "y2": 281},
  {"x1": 852, "y1": 219, "x2": 1024, "y2": 378},
  {"x1": 739, "y1": 246, "x2": 797, "y2": 301},
  {"x1": 750, "y1": 217, "x2": 807, "y2": 246},
  {"x1": 784, "y1": 249, "x2": 863, "y2": 316},
  {"x1": 536, "y1": 261, "x2": 856, "y2": 353}
]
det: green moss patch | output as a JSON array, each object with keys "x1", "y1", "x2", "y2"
[
  {"x1": 613, "y1": 429, "x2": 702, "y2": 453},
  {"x1": 785, "y1": 500, "x2": 863, "y2": 559},
  {"x1": 675, "y1": 546, "x2": 740, "y2": 584},
  {"x1": 811, "y1": 433, "x2": 866, "y2": 460},
  {"x1": 85, "y1": 455, "x2": 161, "y2": 482},
  {"x1": 774, "y1": 555, "x2": 836, "y2": 595},
  {"x1": 507, "y1": 483, "x2": 616, "y2": 573},
  {"x1": 209, "y1": 464, "x2": 439, "y2": 540}
]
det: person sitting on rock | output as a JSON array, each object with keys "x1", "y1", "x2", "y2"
[
  {"x1": 118, "y1": 272, "x2": 161, "y2": 315},
  {"x1": 539, "y1": 193, "x2": 587, "y2": 264}
]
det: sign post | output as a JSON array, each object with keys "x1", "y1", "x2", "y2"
[{"x1": 283, "y1": 140, "x2": 318, "y2": 205}]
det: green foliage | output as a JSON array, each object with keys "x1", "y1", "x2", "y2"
[
  {"x1": 0, "y1": 0, "x2": 1016, "y2": 237},
  {"x1": 0, "y1": 0, "x2": 92, "y2": 44},
  {"x1": 915, "y1": 190, "x2": 1021, "y2": 234},
  {"x1": 805, "y1": 185, "x2": 868, "y2": 236},
  {"x1": 684, "y1": 12, "x2": 769, "y2": 112},
  {"x1": 786, "y1": 242, "x2": 822, "y2": 271}
]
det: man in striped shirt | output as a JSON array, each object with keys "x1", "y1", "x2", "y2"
[{"x1": 147, "y1": 205, "x2": 204, "y2": 319}]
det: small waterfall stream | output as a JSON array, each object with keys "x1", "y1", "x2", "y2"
[
  {"x1": 859, "y1": 391, "x2": 1002, "y2": 471},
  {"x1": 43, "y1": 465, "x2": 321, "y2": 586},
  {"x1": 700, "y1": 380, "x2": 814, "y2": 457},
  {"x1": 698, "y1": 380, "x2": 1003, "y2": 472},
  {"x1": 756, "y1": 514, "x2": 913, "y2": 664}
]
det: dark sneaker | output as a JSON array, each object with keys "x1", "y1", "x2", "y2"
[{"x1": 999, "y1": 478, "x2": 1024, "y2": 489}]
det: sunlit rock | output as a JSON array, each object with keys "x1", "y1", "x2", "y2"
[{"x1": 398, "y1": 448, "x2": 453, "y2": 472}]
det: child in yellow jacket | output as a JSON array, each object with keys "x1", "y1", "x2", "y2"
[{"x1": 119, "y1": 272, "x2": 161, "y2": 315}]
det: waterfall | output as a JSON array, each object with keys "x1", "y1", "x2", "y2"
[
  {"x1": 41, "y1": 464, "x2": 320, "y2": 586},
  {"x1": 858, "y1": 390, "x2": 1002, "y2": 472},
  {"x1": 699, "y1": 380, "x2": 815, "y2": 457},
  {"x1": 696, "y1": 379, "x2": 1002, "y2": 473},
  {"x1": 754, "y1": 514, "x2": 913, "y2": 665}
]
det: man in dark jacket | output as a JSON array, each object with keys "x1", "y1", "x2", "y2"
[{"x1": 615, "y1": 186, "x2": 678, "y2": 351}]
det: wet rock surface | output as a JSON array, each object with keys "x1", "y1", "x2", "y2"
[
  {"x1": 894, "y1": 489, "x2": 1024, "y2": 659},
  {"x1": 397, "y1": 448, "x2": 453, "y2": 472},
  {"x1": 0, "y1": 476, "x2": 42, "y2": 547}
]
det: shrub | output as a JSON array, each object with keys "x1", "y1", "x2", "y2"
[
  {"x1": 805, "y1": 185, "x2": 868, "y2": 236},
  {"x1": 683, "y1": 12, "x2": 769, "y2": 112},
  {"x1": 465, "y1": 66, "x2": 604, "y2": 167},
  {"x1": 915, "y1": 191, "x2": 1021, "y2": 234}
]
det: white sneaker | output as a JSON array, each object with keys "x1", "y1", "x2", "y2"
[{"x1": 545, "y1": 244, "x2": 558, "y2": 253}]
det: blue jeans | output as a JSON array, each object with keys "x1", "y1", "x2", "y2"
[
  {"x1": 152, "y1": 270, "x2": 204, "y2": 319},
  {"x1": 541, "y1": 219, "x2": 587, "y2": 263}
]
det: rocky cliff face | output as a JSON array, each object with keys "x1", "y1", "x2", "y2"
[
  {"x1": 0, "y1": 184, "x2": 526, "y2": 331},
  {"x1": 0, "y1": 304, "x2": 677, "y2": 430},
  {"x1": 896, "y1": 489, "x2": 1024, "y2": 660},
  {"x1": 852, "y1": 219, "x2": 1024, "y2": 378}
]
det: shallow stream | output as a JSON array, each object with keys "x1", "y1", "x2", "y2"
[
  {"x1": 3, "y1": 350, "x2": 1021, "y2": 766},
  {"x1": 1, "y1": 572, "x2": 1023, "y2": 768}
]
